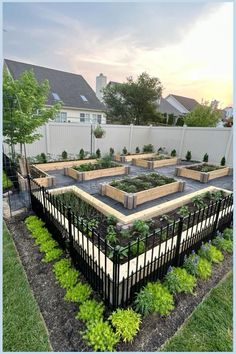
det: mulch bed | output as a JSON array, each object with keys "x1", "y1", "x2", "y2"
[{"x1": 5, "y1": 212, "x2": 232, "y2": 352}]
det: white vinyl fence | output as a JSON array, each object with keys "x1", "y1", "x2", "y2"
[{"x1": 6, "y1": 123, "x2": 233, "y2": 166}]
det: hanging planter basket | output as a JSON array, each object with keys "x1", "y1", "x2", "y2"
[{"x1": 93, "y1": 125, "x2": 106, "y2": 139}]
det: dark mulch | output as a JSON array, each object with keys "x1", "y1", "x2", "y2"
[
  {"x1": 5, "y1": 213, "x2": 91, "y2": 352},
  {"x1": 118, "y1": 252, "x2": 232, "y2": 352},
  {"x1": 5, "y1": 213, "x2": 232, "y2": 352}
]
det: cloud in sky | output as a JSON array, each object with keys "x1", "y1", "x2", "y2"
[{"x1": 3, "y1": 2, "x2": 233, "y2": 107}]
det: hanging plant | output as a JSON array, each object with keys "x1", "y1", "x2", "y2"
[{"x1": 93, "y1": 125, "x2": 105, "y2": 139}]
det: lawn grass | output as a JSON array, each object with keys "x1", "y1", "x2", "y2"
[
  {"x1": 3, "y1": 223, "x2": 51, "y2": 351},
  {"x1": 161, "y1": 271, "x2": 233, "y2": 352}
]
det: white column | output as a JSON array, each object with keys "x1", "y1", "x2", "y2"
[
  {"x1": 178, "y1": 125, "x2": 187, "y2": 158},
  {"x1": 129, "y1": 124, "x2": 134, "y2": 152}
]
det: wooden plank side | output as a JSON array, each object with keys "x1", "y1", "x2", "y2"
[
  {"x1": 35, "y1": 159, "x2": 97, "y2": 171},
  {"x1": 83, "y1": 166, "x2": 127, "y2": 180},
  {"x1": 136, "y1": 181, "x2": 180, "y2": 205},
  {"x1": 104, "y1": 184, "x2": 126, "y2": 204},
  {"x1": 178, "y1": 167, "x2": 202, "y2": 181},
  {"x1": 153, "y1": 157, "x2": 178, "y2": 168},
  {"x1": 208, "y1": 167, "x2": 230, "y2": 180}
]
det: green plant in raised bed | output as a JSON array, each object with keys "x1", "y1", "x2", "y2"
[
  {"x1": 130, "y1": 240, "x2": 145, "y2": 256},
  {"x1": 183, "y1": 253, "x2": 212, "y2": 280},
  {"x1": 79, "y1": 148, "x2": 85, "y2": 160},
  {"x1": 56, "y1": 268, "x2": 78, "y2": 289},
  {"x1": 42, "y1": 248, "x2": 63, "y2": 263},
  {"x1": 122, "y1": 146, "x2": 128, "y2": 155},
  {"x1": 106, "y1": 215, "x2": 117, "y2": 226},
  {"x1": 96, "y1": 148, "x2": 101, "y2": 158},
  {"x1": 143, "y1": 144, "x2": 154, "y2": 153},
  {"x1": 135, "y1": 282, "x2": 174, "y2": 316},
  {"x1": 82, "y1": 320, "x2": 119, "y2": 352},
  {"x1": 220, "y1": 156, "x2": 226, "y2": 166},
  {"x1": 106, "y1": 225, "x2": 117, "y2": 245},
  {"x1": 132, "y1": 220, "x2": 149, "y2": 237},
  {"x1": 64, "y1": 282, "x2": 92, "y2": 303},
  {"x1": 223, "y1": 228, "x2": 233, "y2": 240},
  {"x1": 171, "y1": 149, "x2": 177, "y2": 157},
  {"x1": 160, "y1": 214, "x2": 174, "y2": 224},
  {"x1": 35, "y1": 152, "x2": 47, "y2": 163},
  {"x1": 185, "y1": 150, "x2": 192, "y2": 161},
  {"x1": 53, "y1": 258, "x2": 72, "y2": 279},
  {"x1": 198, "y1": 242, "x2": 224, "y2": 263},
  {"x1": 135, "y1": 146, "x2": 140, "y2": 154},
  {"x1": 108, "y1": 308, "x2": 141, "y2": 343},
  {"x1": 212, "y1": 235, "x2": 233, "y2": 253},
  {"x1": 177, "y1": 206, "x2": 189, "y2": 218},
  {"x1": 76, "y1": 299, "x2": 104, "y2": 324},
  {"x1": 203, "y1": 153, "x2": 209, "y2": 162},
  {"x1": 164, "y1": 267, "x2": 196, "y2": 294},
  {"x1": 120, "y1": 228, "x2": 131, "y2": 239},
  {"x1": 61, "y1": 150, "x2": 68, "y2": 160},
  {"x1": 191, "y1": 195, "x2": 206, "y2": 209}
]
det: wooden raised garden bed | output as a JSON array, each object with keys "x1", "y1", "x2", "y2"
[
  {"x1": 64, "y1": 164, "x2": 130, "y2": 181},
  {"x1": 175, "y1": 163, "x2": 232, "y2": 183},
  {"x1": 30, "y1": 165, "x2": 55, "y2": 187},
  {"x1": 114, "y1": 152, "x2": 156, "y2": 163},
  {"x1": 132, "y1": 154, "x2": 180, "y2": 169},
  {"x1": 100, "y1": 173, "x2": 185, "y2": 209},
  {"x1": 35, "y1": 158, "x2": 97, "y2": 171}
]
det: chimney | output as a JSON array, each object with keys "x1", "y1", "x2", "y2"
[{"x1": 96, "y1": 73, "x2": 107, "y2": 101}]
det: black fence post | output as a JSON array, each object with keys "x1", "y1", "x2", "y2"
[
  {"x1": 112, "y1": 246, "x2": 120, "y2": 308},
  {"x1": 27, "y1": 173, "x2": 32, "y2": 208},
  {"x1": 212, "y1": 198, "x2": 222, "y2": 236},
  {"x1": 67, "y1": 207, "x2": 74, "y2": 258},
  {"x1": 42, "y1": 186, "x2": 46, "y2": 214},
  {"x1": 174, "y1": 216, "x2": 183, "y2": 267}
]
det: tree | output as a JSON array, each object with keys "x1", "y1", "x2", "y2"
[
  {"x1": 184, "y1": 103, "x2": 221, "y2": 127},
  {"x1": 3, "y1": 69, "x2": 61, "y2": 157},
  {"x1": 102, "y1": 72, "x2": 163, "y2": 125}
]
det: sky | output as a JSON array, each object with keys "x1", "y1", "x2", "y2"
[{"x1": 3, "y1": 1, "x2": 233, "y2": 108}]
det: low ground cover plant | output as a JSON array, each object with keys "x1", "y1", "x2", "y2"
[
  {"x1": 164, "y1": 267, "x2": 196, "y2": 294},
  {"x1": 222, "y1": 228, "x2": 233, "y2": 240},
  {"x1": 183, "y1": 253, "x2": 212, "y2": 279},
  {"x1": 64, "y1": 282, "x2": 92, "y2": 303},
  {"x1": 198, "y1": 242, "x2": 224, "y2": 263},
  {"x1": 109, "y1": 308, "x2": 141, "y2": 343},
  {"x1": 76, "y1": 299, "x2": 104, "y2": 324},
  {"x1": 3, "y1": 171, "x2": 13, "y2": 190},
  {"x1": 82, "y1": 320, "x2": 119, "y2": 352},
  {"x1": 110, "y1": 173, "x2": 176, "y2": 193},
  {"x1": 212, "y1": 235, "x2": 233, "y2": 253},
  {"x1": 135, "y1": 282, "x2": 174, "y2": 316}
]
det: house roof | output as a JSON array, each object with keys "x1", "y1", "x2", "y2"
[
  {"x1": 156, "y1": 97, "x2": 182, "y2": 116},
  {"x1": 166, "y1": 94, "x2": 199, "y2": 112},
  {"x1": 4, "y1": 59, "x2": 105, "y2": 111}
]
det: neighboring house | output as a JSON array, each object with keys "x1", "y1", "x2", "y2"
[
  {"x1": 5, "y1": 59, "x2": 106, "y2": 124},
  {"x1": 156, "y1": 97, "x2": 182, "y2": 124},
  {"x1": 165, "y1": 94, "x2": 200, "y2": 114}
]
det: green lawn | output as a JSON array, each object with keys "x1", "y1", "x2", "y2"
[
  {"x1": 3, "y1": 223, "x2": 51, "y2": 352},
  {"x1": 161, "y1": 271, "x2": 233, "y2": 352}
]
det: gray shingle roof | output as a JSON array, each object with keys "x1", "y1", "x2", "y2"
[
  {"x1": 156, "y1": 97, "x2": 182, "y2": 116},
  {"x1": 5, "y1": 59, "x2": 105, "y2": 111},
  {"x1": 167, "y1": 94, "x2": 199, "y2": 112}
]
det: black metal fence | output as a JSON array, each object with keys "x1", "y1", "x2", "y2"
[{"x1": 29, "y1": 178, "x2": 233, "y2": 308}]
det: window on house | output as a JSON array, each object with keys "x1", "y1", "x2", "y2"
[
  {"x1": 97, "y1": 114, "x2": 102, "y2": 124},
  {"x1": 80, "y1": 95, "x2": 88, "y2": 102},
  {"x1": 55, "y1": 112, "x2": 67, "y2": 123},
  {"x1": 52, "y1": 92, "x2": 61, "y2": 101},
  {"x1": 80, "y1": 113, "x2": 85, "y2": 122}
]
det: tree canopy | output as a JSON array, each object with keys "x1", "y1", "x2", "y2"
[
  {"x1": 102, "y1": 72, "x2": 163, "y2": 125},
  {"x1": 3, "y1": 69, "x2": 61, "y2": 154},
  {"x1": 184, "y1": 103, "x2": 221, "y2": 127}
]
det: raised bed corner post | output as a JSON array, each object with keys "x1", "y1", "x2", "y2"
[
  {"x1": 174, "y1": 216, "x2": 184, "y2": 267},
  {"x1": 112, "y1": 246, "x2": 120, "y2": 308},
  {"x1": 212, "y1": 198, "x2": 223, "y2": 236}
]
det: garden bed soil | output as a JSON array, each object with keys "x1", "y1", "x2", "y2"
[
  {"x1": 132, "y1": 156, "x2": 179, "y2": 169},
  {"x1": 4, "y1": 212, "x2": 232, "y2": 352},
  {"x1": 176, "y1": 163, "x2": 231, "y2": 183},
  {"x1": 118, "y1": 253, "x2": 232, "y2": 352},
  {"x1": 64, "y1": 165, "x2": 129, "y2": 181},
  {"x1": 114, "y1": 152, "x2": 155, "y2": 163}
]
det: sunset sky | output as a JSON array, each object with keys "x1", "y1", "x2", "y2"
[{"x1": 3, "y1": 2, "x2": 233, "y2": 108}]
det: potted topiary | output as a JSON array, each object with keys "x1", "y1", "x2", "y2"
[{"x1": 93, "y1": 125, "x2": 105, "y2": 139}]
